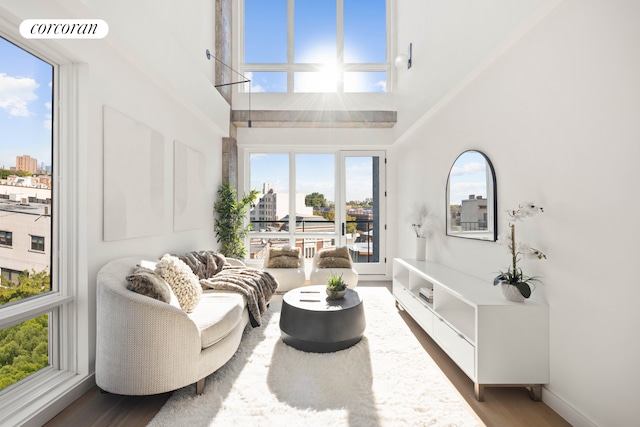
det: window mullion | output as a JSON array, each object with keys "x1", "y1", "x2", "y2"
[
  {"x1": 336, "y1": 0, "x2": 344, "y2": 92},
  {"x1": 288, "y1": 153, "x2": 296, "y2": 244},
  {"x1": 287, "y1": 0, "x2": 294, "y2": 92}
]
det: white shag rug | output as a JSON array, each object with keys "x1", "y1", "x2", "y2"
[{"x1": 148, "y1": 287, "x2": 483, "y2": 427}]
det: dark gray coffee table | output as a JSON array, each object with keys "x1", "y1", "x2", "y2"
[{"x1": 279, "y1": 285, "x2": 366, "y2": 353}]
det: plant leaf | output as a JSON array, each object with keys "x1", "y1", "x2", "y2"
[{"x1": 513, "y1": 282, "x2": 532, "y2": 298}]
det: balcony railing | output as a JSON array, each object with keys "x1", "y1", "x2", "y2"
[{"x1": 249, "y1": 218, "x2": 377, "y2": 263}]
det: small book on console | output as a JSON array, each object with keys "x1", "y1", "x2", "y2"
[{"x1": 419, "y1": 287, "x2": 433, "y2": 303}]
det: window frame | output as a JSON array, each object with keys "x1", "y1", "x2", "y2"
[
  {"x1": 241, "y1": 147, "x2": 387, "y2": 275},
  {"x1": 0, "y1": 230, "x2": 12, "y2": 247},
  {"x1": 239, "y1": 0, "x2": 392, "y2": 93},
  {"x1": 0, "y1": 20, "x2": 86, "y2": 426},
  {"x1": 30, "y1": 235, "x2": 46, "y2": 252}
]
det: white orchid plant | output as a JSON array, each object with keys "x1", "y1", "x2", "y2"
[
  {"x1": 409, "y1": 203, "x2": 436, "y2": 238},
  {"x1": 493, "y1": 202, "x2": 547, "y2": 298}
]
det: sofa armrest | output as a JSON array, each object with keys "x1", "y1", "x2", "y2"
[{"x1": 96, "y1": 258, "x2": 203, "y2": 395}]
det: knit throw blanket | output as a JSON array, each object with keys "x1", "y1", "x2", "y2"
[{"x1": 181, "y1": 251, "x2": 278, "y2": 327}]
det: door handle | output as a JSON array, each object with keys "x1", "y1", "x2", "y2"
[{"x1": 342, "y1": 222, "x2": 345, "y2": 236}]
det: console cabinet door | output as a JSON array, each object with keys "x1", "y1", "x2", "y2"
[{"x1": 434, "y1": 316, "x2": 475, "y2": 379}]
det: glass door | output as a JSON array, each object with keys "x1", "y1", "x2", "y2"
[{"x1": 340, "y1": 151, "x2": 386, "y2": 275}]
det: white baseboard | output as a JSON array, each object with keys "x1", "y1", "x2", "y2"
[
  {"x1": 543, "y1": 386, "x2": 597, "y2": 427},
  {"x1": 13, "y1": 373, "x2": 95, "y2": 427}
]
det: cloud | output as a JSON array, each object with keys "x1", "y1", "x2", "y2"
[
  {"x1": 450, "y1": 161, "x2": 486, "y2": 176},
  {"x1": 0, "y1": 73, "x2": 39, "y2": 117},
  {"x1": 373, "y1": 79, "x2": 387, "y2": 92},
  {"x1": 43, "y1": 114, "x2": 52, "y2": 130},
  {"x1": 250, "y1": 82, "x2": 266, "y2": 93}
]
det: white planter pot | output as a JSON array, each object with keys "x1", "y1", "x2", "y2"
[
  {"x1": 416, "y1": 237, "x2": 427, "y2": 261},
  {"x1": 501, "y1": 282, "x2": 526, "y2": 302}
]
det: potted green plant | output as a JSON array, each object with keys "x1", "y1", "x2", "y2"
[
  {"x1": 326, "y1": 273, "x2": 347, "y2": 300},
  {"x1": 213, "y1": 183, "x2": 258, "y2": 260},
  {"x1": 493, "y1": 202, "x2": 547, "y2": 301}
]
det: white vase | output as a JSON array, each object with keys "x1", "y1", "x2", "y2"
[
  {"x1": 501, "y1": 282, "x2": 525, "y2": 302},
  {"x1": 416, "y1": 237, "x2": 427, "y2": 261}
]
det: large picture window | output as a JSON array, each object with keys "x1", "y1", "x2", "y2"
[
  {"x1": 245, "y1": 150, "x2": 386, "y2": 275},
  {"x1": 242, "y1": 0, "x2": 388, "y2": 93},
  {"x1": 0, "y1": 34, "x2": 55, "y2": 395}
]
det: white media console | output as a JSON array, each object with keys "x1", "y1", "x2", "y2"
[{"x1": 392, "y1": 258, "x2": 549, "y2": 401}]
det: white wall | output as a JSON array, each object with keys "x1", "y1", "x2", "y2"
[
  {"x1": 1, "y1": 0, "x2": 229, "y2": 380},
  {"x1": 392, "y1": 1, "x2": 640, "y2": 426}
]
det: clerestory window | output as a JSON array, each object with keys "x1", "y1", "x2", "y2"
[{"x1": 242, "y1": 0, "x2": 388, "y2": 93}]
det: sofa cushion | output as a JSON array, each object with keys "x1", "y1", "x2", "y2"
[
  {"x1": 188, "y1": 291, "x2": 246, "y2": 349},
  {"x1": 155, "y1": 254, "x2": 202, "y2": 313},
  {"x1": 126, "y1": 266, "x2": 173, "y2": 303}
]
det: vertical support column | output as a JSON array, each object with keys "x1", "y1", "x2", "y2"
[
  {"x1": 222, "y1": 136, "x2": 238, "y2": 188},
  {"x1": 215, "y1": 0, "x2": 233, "y2": 104},
  {"x1": 216, "y1": 0, "x2": 239, "y2": 190}
]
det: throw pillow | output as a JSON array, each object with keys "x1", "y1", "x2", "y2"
[
  {"x1": 267, "y1": 255, "x2": 300, "y2": 268},
  {"x1": 317, "y1": 256, "x2": 352, "y2": 269},
  {"x1": 318, "y1": 246, "x2": 350, "y2": 260},
  {"x1": 126, "y1": 266, "x2": 172, "y2": 303},
  {"x1": 155, "y1": 254, "x2": 202, "y2": 313},
  {"x1": 269, "y1": 247, "x2": 300, "y2": 259}
]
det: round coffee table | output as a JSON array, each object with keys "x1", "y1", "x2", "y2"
[{"x1": 279, "y1": 285, "x2": 366, "y2": 353}]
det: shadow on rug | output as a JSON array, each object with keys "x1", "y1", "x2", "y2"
[{"x1": 148, "y1": 287, "x2": 483, "y2": 427}]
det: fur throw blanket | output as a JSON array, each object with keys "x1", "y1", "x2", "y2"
[
  {"x1": 181, "y1": 251, "x2": 278, "y2": 327},
  {"x1": 179, "y1": 251, "x2": 227, "y2": 280},
  {"x1": 200, "y1": 267, "x2": 278, "y2": 327}
]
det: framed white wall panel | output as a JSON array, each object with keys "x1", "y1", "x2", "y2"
[
  {"x1": 103, "y1": 106, "x2": 164, "y2": 241},
  {"x1": 173, "y1": 140, "x2": 206, "y2": 231}
]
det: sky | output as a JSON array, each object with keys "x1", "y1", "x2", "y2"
[
  {"x1": 448, "y1": 151, "x2": 490, "y2": 205},
  {"x1": 0, "y1": 36, "x2": 53, "y2": 171},
  {"x1": 250, "y1": 153, "x2": 374, "y2": 203},
  {"x1": 244, "y1": 0, "x2": 387, "y2": 93}
]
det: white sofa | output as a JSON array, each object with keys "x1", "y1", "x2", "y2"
[
  {"x1": 95, "y1": 256, "x2": 250, "y2": 396},
  {"x1": 309, "y1": 247, "x2": 359, "y2": 289}
]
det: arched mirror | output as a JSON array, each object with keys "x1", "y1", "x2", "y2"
[{"x1": 446, "y1": 150, "x2": 497, "y2": 241}]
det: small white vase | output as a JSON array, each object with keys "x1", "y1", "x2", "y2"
[
  {"x1": 501, "y1": 283, "x2": 525, "y2": 302},
  {"x1": 416, "y1": 237, "x2": 427, "y2": 261}
]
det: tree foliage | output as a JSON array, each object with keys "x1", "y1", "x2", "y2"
[
  {"x1": 305, "y1": 192, "x2": 327, "y2": 208},
  {"x1": 0, "y1": 168, "x2": 32, "y2": 179},
  {"x1": 0, "y1": 270, "x2": 50, "y2": 304},
  {"x1": 317, "y1": 209, "x2": 358, "y2": 234},
  {"x1": 0, "y1": 270, "x2": 50, "y2": 391}
]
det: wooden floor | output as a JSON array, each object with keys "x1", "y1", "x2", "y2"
[{"x1": 45, "y1": 300, "x2": 571, "y2": 427}]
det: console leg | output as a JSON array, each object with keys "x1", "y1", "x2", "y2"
[
  {"x1": 196, "y1": 378, "x2": 205, "y2": 395},
  {"x1": 529, "y1": 384, "x2": 542, "y2": 401},
  {"x1": 474, "y1": 383, "x2": 485, "y2": 401}
]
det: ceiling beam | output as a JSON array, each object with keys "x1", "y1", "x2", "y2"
[{"x1": 231, "y1": 110, "x2": 397, "y2": 128}]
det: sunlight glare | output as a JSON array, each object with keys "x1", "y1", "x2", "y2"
[{"x1": 295, "y1": 62, "x2": 341, "y2": 93}]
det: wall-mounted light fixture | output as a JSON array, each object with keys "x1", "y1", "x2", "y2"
[
  {"x1": 206, "y1": 49, "x2": 252, "y2": 127},
  {"x1": 394, "y1": 43, "x2": 412, "y2": 69}
]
